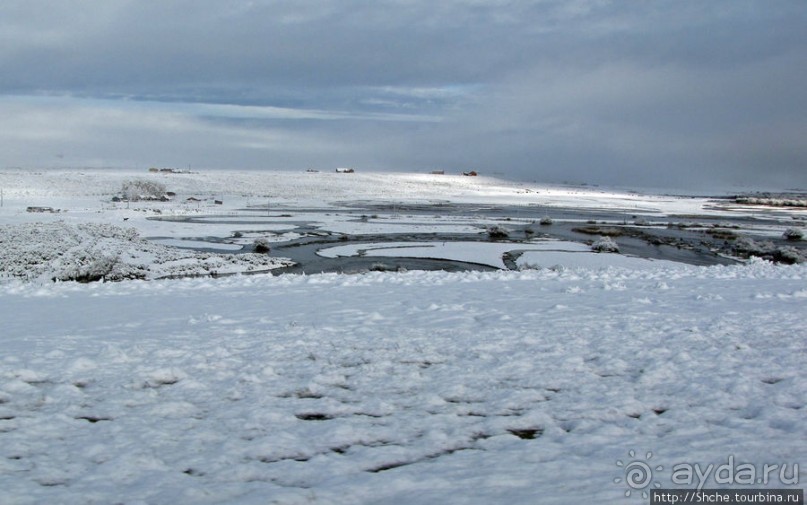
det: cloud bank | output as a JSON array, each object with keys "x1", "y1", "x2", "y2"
[{"x1": 1, "y1": 0, "x2": 805, "y2": 190}]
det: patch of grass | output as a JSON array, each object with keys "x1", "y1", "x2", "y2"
[
  {"x1": 706, "y1": 228, "x2": 738, "y2": 240},
  {"x1": 573, "y1": 226, "x2": 624, "y2": 236}
]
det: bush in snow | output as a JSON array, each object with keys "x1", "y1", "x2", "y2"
[
  {"x1": 735, "y1": 196, "x2": 807, "y2": 207},
  {"x1": 121, "y1": 179, "x2": 167, "y2": 201},
  {"x1": 54, "y1": 254, "x2": 132, "y2": 283},
  {"x1": 733, "y1": 237, "x2": 773, "y2": 255},
  {"x1": 732, "y1": 236, "x2": 805, "y2": 264},
  {"x1": 487, "y1": 226, "x2": 509, "y2": 240},
  {"x1": 773, "y1": 246, "x2": 804, "y2": 264},
  {"x1": 539, "y1": 216, "x2": 553, "y2": 226},
  {"x1": 783, "y1": 228, "x2": 803, "y2": 241},
  {"x1": 254, "y1": 238, "x2": 271, "y2": 253},
  {"x1": 0, "y1": 222, "x2": 293, "y2": 283},
  {"x1": 591, "y1": 236, "x2": 619, "y2": 253}
]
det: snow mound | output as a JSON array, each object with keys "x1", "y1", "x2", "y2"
[
  {"x1": 0, "y1": 221, "x2": 293, "y2": 282},
  {"x1": 591, "y1": 236, "x2": 620, "y2": 253}
]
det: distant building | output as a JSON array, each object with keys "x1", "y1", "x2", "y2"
[
  {"x1": 149, "y1": 167, "x2": 192, "y2": 174},
  {"x1": 463, "y1": 170, "x2": 478, "y2": 176},
  {"x1": 335, "y1": 167, "x2": 355, "y2": 173}
]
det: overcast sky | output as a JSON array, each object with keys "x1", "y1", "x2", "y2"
[{"x1": 1, "y1": 0, "x2": 805, "y2": 190}]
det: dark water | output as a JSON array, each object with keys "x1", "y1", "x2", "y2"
[{"x1": 147, "y1": 200, "x2": 804, "y2": 274}]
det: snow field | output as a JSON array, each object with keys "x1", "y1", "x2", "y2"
[
  {"x1": 1, "y1": 262, "x2": 805, "y2": 504},
  {"x1": 0, "y1": 168, "x2": 732, "y2": 217},
  {"x1": 1, "y1": 168, "x2": 805, "y2": 503}
]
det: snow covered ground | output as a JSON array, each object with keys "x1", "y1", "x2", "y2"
[
  {"x1": 1, "y1": 264, "x2": 805, "y2": 504},
  {"x1": 0, "y1": 221, "x2": 293, "y2": 282},
  {"x1": 1, "y1": 167, "x2": 788, "y2": 224},
  {"x1": 0, "y1": 169, "x2": 805, "y2": 503}
]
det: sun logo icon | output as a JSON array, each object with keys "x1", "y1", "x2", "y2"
[{"x1": 614, "y1": 450, "x2": 664, "y2": 499}]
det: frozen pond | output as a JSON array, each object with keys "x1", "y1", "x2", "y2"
[{"x1": 141, "y1": 199, "x2": 805, "y2": 274}]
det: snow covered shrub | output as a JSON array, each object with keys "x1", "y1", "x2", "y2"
[
  {"x1": 487, "y1": 226, "x2": 509, "y2": 240},
  {"x1": 121, "y1": 179, "x2": 167, "y2": 201},
  {"x1": 783, "y1": 228, "x2": 803, "y2": 241},
  {"x1": 539, "y1": 216, "x2": 553, "y2": 225},
  {"x1": 517, "y1": 262, "x2": 541, "y2": 271},
  {"x1": 732, "y1": 236, "x2": 805, "y2": 263},
  {"x1": 254, "y1": 238, "x2": 271, "y2": 253},
  {"x1": 733, "y1": 237, "x2": 771, "y2": 255},
  {"x1": 0, "y1": 222, "x2": 293, "y2": 282},
  {"x1": 54, "y1": 254, "x2": 128, "y2": 283},
  {"x1": 735, "y1": 196, "x2": 807, "y2": 207},
  {"x1": 591, "y1": 236, "x2": 619, "y2": 253},
  {"x1": 773, "y1": 246, "x2": 804, "y2": 264}
]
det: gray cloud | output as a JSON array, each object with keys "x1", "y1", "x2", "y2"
[{"x1": 1, "y1": 0, "x2": 805, "y2": 190}]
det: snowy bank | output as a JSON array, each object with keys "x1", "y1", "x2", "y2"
[{"x1": 0, "y1": 221, "x2": 293, "y2": 282}]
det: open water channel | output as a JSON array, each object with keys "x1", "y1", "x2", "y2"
[{"x1": 147, "y1": 200, "x2": 804, "y2": 275}]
